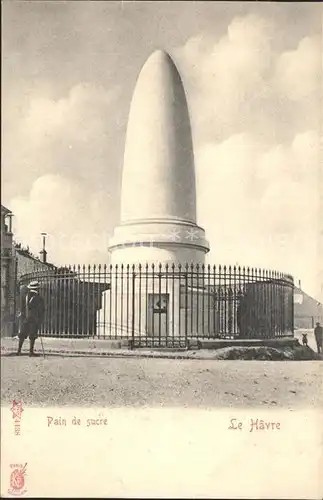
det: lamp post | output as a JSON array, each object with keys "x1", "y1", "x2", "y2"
[
  {"x1": 6, "y1": 212, "x2": 14, "y2": 234},
  {"x1": 40, "y1": 232, "x2": 48, "y2": 263}
]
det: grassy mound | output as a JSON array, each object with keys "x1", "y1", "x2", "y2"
[{"x1": 210, "y1": 345, "x2": 319, "y2": 361}]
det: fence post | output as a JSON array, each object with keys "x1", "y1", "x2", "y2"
[
  {"x1": 131, "y1": 267, "x2": 136, "y2": 349},
  {"x1": 291, "y1": 279, "x2": 294, "y2": 335},
  {"x1": 185, "y1": 264, "x2": 188, "y2": 347},
  {"x1": 13, "y1": 257, "x2": 18, "y2": 336}
]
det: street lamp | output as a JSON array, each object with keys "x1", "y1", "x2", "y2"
[
  {"x1": 5, "y1": 212, "x2": 14, "y2": 233},
  {"x1": 40, "y1": 232, "x2": 48, "y2": 263},
  {"x1": 41, "y1": 232, "x2": 47, "y2": 250}
]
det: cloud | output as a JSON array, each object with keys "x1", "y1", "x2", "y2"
[
  {"x1": 3, "y1": 82, "x2": 122, "y2": 200},
  {"x1": 175, "y1": 16, "x2": 320, "y2": 144},
  {"x1": 175, "y1": 14, "x2": 274, "y2": 142},
  {"x1": 4, "y1": 81, "x2": 124, "y2": 263},
  {"x1": 274, "y1": 36, "x2": 321, "y2": 101},
  {"x1": 10, "y1": 174, "x2": 112, "y2": 265},
  {"x1": 173, "y1": 12, "x2": 321, "y2": 297},
  {"x1": 196, "y1": 131, "x2": 320, "y2": 296},
  {"x1": 24, "y1": 83, "x2": 119, "y2": 148}
]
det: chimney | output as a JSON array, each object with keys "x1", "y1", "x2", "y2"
[
  {"x1": 40, "y1": 232, "x2": 47, "y2": 263},
  {"x1": 39, "y1": 249, "x2": 47, "y2": 263}
]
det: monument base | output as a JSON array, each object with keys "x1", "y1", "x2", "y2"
[
  {"x1": 108, "y1": 218, "x2": 209, "y2": 266},
  {"x1": 96, "y1": 272, "x2": 219, "y2": 341}
]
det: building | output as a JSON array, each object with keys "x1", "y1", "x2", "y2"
[
  {"x1": 1, "y1": 205, "x2": 56, "y2": 336},
  {"x1": 1, "y1": 205, "x2": 16, "y2": 336},
  {"x1": 294, "y1": 285, "x2": 323, "y2": 328},
  {"x1": 15, "y1": 245, "x2": 55, "y2": 282},
  {"x1": 1, "y1": 206, "x2": 109, "y2": 338}
]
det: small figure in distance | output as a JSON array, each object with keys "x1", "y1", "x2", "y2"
[
  {"x1": 314, "y1": 322, "x2": 323, "y2": 354},
  {"x1": 302, "y1": 332, "x2": 308, "y2": 347}
]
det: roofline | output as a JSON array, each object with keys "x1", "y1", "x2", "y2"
[
  {"x1": 294, "y1": 287, "x2": 323, "y2": 306},
  {"x1": 15, "y1": 248, "x2": 56, "y2": 268},
  {"x1": 1, "y1": 205, "x2": 12, "y2": 215}
]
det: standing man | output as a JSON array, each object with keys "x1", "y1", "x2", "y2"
[
  {"x1": 314, "y1": 321, "x2": 323, "y2": 354},
  {"x1": 17, "y1": 281, "x2": 45, "y2": 356}
]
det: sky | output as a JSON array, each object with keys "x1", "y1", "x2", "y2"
[{"x1": 2, "y1": 1, "x2": 322, "y2": 300}]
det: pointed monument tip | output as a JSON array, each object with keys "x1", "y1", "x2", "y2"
[
  {"x1": 150, "y1": 48, "x2": 171, "y2": 58},
  {"x1": 146, "y1": 48, "x2": 175, "y2": 67},
  {"x1": 139, "y1": 48, "x2": 179, "y2": 81}
]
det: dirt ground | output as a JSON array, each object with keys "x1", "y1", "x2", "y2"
[{"x1": 1, "y1": 354, "x2": 322, "y2": 408}]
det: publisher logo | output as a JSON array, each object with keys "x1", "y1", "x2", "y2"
[{"x1": 8, "y1": 463, "x2": 27, "y2": 496}]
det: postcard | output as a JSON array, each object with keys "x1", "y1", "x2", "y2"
[{"x1": 1, "y1": 1, "x2": 322, "y2": 498}]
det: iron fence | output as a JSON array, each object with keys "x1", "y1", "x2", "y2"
[{"x1": 18, "y1": 263, "x2": 294, "y2": 347}]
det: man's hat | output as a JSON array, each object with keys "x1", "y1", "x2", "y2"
[{"x1": 27, "y1": 280, "x2": 40, "y2": 290}]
